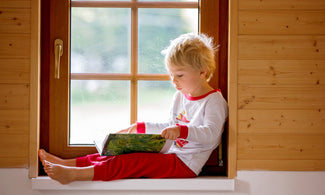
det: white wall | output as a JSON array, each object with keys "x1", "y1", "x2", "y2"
[{"x1": 1, "y1": 169, "x2": 325, "y2": 195}]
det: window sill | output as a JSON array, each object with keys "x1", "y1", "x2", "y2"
[{"x1": 32, "y1": 176, "x2": 235, "y2": 191}]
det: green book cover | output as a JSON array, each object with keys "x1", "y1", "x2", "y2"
[{"x1": 95, "y1": 134, "x2": 173, "y2": 156}]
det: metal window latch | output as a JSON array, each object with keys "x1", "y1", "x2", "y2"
[{"x1": 54, "y1": 39, "x2": 63, "y2": 79}]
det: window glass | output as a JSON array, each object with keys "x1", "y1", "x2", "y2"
[
  {"x1": 138, "y1": 8, "x2": 198, "y2": 74},
  {"x1": 72, "y1": 0, "x2": 130, "y2": 1},
  {"x1": 71, "y1": 8, "x2": 131, "y2": 74},
  {"x1": 69, "y1": 2, "x2": 198, "y2": 145},
  {"x1": 70, "y1": 80, "x2": 130, "y2": 145},
  {"x1": 140, "y1": 0, "x2": 197, "y2": 2},
  {"x1": 138, "y1": 81, "x2": 176, "y2": 123}
]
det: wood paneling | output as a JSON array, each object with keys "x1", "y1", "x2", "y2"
[
  {"x1": 238, "y1": 60, "x2": 325, "y2": 85},
  {"x1": 0, "y1": 34, "x2": 30, "y2": 58},
  {"x1": 0, "y1": 8, "x2": 30, "y2": 33},
  {"x1": 0, "y1": 134, "x2": 29, "y2": 167},
  {"x1": 0, "y1": 59, "x2": 30, "y2": 83},
  {"x1": 238, "y1": 134, "x2": 325, "y2": 160},
  {"x1": 239, "y1": 0, "x2": 325, "y2": 10},
  {"x1": 0, "y1": 110, "x2": 29, "y2": 134},
  {"x1": 238, "y1": 160, "x2": 325, "y2": 171},
  {"x1": 230, "y1": 0, "x2": 325, "y2": 172},
  {"x1": 238, "y1": 35, "x2": 325, "y2": 60},
  {"x1": 227, "y1": 0, "x2": 238, "y2": 178},
  {"x1": 0, "y1": 1, "x2": 30, "y2": 168},
  {"x1": 0, "y1": 157, "x2": 29, "y2": 167},
  {"x1": 0, "y1": 0, "x2": 30, "y2": 8},
  {"x1": 29, "y1": 0, "x2": 40, "y2": 177},
  {"x1": 238, "y1": 85, "x2": 325, "y2": 109},
  {"x1": 239, "y1": 109, "x2": 325, "y2": 134},
  {"x1": 239, "y1": 11, "x2": 325, "y2": 35},
  {"x1": 0, "y1": 84, "x2": 29, "y2": 110}
]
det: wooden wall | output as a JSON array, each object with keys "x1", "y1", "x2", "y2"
[
  {"x1": 0, "y1": 0, "x2": 31, "y2": 167},
  {"x1": 234, "y1": 0, "x2": 325, "y2": 171},
  {"x1": 0, "y1": 0, "x2": 324, "y2": 177}
]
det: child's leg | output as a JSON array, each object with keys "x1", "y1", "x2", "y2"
[
  {"x1": 92, "y1": 153, "x2": 196, "y2": 181},
  {"x1": 38, "y1": 149, "x2": 76, "y2": 167},
  {"x1": 40, "y1": 151, "x2": 196, "y2": 183},
  {"x1": 75, "y1": 153, "x2": 113, "y2": 167},
  {"x1": 43, "y1": 160, "x2": 94, "y2": 184}
]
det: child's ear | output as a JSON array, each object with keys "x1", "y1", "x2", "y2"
[{"x1": 200, "y1": 69, "x2": 208, "y2": 79}]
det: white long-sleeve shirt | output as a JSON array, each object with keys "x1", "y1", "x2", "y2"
[{"x1": 137, "y1": 89, "x2": 228, "y2": 175}]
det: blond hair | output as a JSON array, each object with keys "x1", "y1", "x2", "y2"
[{"x1": 162, "y1": 33, "x2": 218, "y2": 81}]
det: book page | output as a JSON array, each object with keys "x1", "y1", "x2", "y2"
[{"x1": 97, "y1": 134, "x2": 172, "y2": 156}]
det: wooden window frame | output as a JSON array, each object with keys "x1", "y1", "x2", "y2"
[{"x1": 40, "y1": 0, "x2": 229, "y2": 176}]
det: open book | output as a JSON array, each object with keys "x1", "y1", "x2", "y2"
[{"x1": 94, "y1": 133, "x2": 173, "y2": 156}]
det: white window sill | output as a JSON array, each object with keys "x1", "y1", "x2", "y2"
[{"x1": 32, "y1": 176, "x2": 235, "y2": 191}]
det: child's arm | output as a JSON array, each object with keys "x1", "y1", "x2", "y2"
[
  {"x1": 186, "y1": 96, "x2": 228, "y2": 145},
  {"x1": 116, "y1": 123, "x2": 137, "y2": 134},
  {"x1": 136, "y1": 121, "x2": 170, "y2": 134},
  {"x1": 116, "y1": 122, "x2": 172, "y2": 135}
]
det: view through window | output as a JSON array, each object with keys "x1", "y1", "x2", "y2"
[{"x1": 69, "y1": 0, "x2": 199, "y2": 144}]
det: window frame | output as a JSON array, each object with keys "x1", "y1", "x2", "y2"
[{"x1": 40, "y1": 0, "x2": 228, "y2": 175}]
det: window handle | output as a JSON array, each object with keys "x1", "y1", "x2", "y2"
[{"x1": 54, "y1": 39, "x2": 63, "y2": 79}]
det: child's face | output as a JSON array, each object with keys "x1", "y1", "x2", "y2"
[{"x1": 167, "y1": 63, "x2": 206, "y2": 97}]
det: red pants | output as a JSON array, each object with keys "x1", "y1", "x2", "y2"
[{"x1": 76, "y1": 153, "x2": 196, "y2": 181}]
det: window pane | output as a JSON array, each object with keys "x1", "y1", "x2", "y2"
[
  {"x1": 140, "y1": 0, "x2": 197, "y2": 2},
  {"x1": 138, "y1": 8, "x2": 198, "y2": 74},
  {"x1": 70, "y1": 80, "x2": 130, "y2": 145},
  {"x1": 138, "y1": 81, "x2": 176, "y2": 123},
  {"x1": 71, "y1": 8, "x2": 131, "y2": 74},
  {"x1": 72, "y1": 0, "x2": 130, "y2": 2}
]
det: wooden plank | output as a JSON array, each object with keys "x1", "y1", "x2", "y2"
[
  {"x1": 239, "y1": 11, "x2": 325, "y2": 35},
  {"x1": 238, "y1": 134, "x2": 325, "y2": 160},
  {"x1": 238, "y1": 109, "x2": 325, "y2": 134},
  {"x1": 238, "y1": 60, "x2": 325, "y2": 85},
  {"x1": 0, "y1": 0, "x2": 30, "y2": 8},
  {"x1": 0, "y1": 134, "x2": 29, "y2": 168},
  {"x1": 0, "y1": 8, "x2": 30, "y2": 34},
  {"x1": 0, "y1": 84, "x2": 29, "y2": 110},
  {"x1": 227, "y1": 0, "x2": 239, "y2": 179},
  {"x1": 29, "y1": 0, "x2": 40, "y2": 178},
  {"x1": 0, "y1": 59, "x2": 30, "y2": 83},
  {"x1": 238, "y1": 160, "x2": 325, "y2": 171},
  {"x1": 238, "y1": 35, "x2": 325, "y2": 60},
  {"x1": 0, "y1": 34, "x2": 30, "y2": 59},
  {"x1": 0, "y1": 134, "x2": 29, "y2": 156},
  {"x1": 0, "y1": 110, "x2": 29, "y2": 134},
  {"x1": 238, "y1": 85, "x2": 325, "y2": 109},
  {"x1": 0, "y1": 157, "x2": 28, "y2": 168},
  {"x1": 239, "y1": 0, "x2": 325, "y2": 10}
]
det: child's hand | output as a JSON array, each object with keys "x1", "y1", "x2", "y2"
[
  {"x1": 117, "y1": 124, "x2": 137, "y2": 134},
  {"x1": 161, "y1": 126, "x2": 180, "y2": 140}
]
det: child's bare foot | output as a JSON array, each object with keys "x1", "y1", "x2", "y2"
[
  {"x1": 43, "y1": 160, "x2": 75, "y2": 184},
  {"x1": 43, "y1": 160, "x2": 94, "y2": 185},
  {"x1": 38, "y1": 149, "x2": 62, "y2": 164},
  {"x1": 38, "y1": 149, "x2": 76, "y2": 166}
]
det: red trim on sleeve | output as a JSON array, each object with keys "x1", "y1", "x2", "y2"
[
  {"x1": 136, "y1": 122, "x2": 146, "y2": 134},
  {"x1": 176, "y1": 124, "x2": 188, "y2": 139}
]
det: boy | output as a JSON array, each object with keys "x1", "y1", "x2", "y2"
[{"x1": 39, "y1": 33, "x2": 228, "y2": 184}]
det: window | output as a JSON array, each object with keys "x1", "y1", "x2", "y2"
[
  {"x1": 41, "y1": 0, "x2": 228, "y2": 175},
  {"x1": 69, "y1": 3, "x2": 198, "y2": 145}
]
